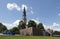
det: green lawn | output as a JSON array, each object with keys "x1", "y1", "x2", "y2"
[{"x1": 0, "y1": 35, "x2": 60, "y2": 39}]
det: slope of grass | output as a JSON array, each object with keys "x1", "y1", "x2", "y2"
[{"x1": 0, "y1": 35, "x2": 60, "y2": 39}]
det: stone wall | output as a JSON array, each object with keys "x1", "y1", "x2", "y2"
[
  {"x1": 20, "y1": 27, "x2": 33, "y2": 36},
  {"x1": 20, "y1": 27, "x2": 44, "y2": 36}
]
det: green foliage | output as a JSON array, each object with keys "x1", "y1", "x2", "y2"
[
  {"x1": 28, "y1": 20, "x2": 37, "y2": 27},
  {"x1": 18, "y1": 21, "x2": 26, "y2": 29},
  {"x1": 9, "y1": 27, "x2": 20, "y2": 34},
  {"x1": 37, "y1": 23, "x2": 44, "y2": 30},
  {"x1": 53, "y1": 31, "x2": 60, "y2": 35},
  {"x1": 0, "y1": 23, "x2": 7, "y2": 33}
]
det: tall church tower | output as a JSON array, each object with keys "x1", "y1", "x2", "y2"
[{"x1": 22, "y1": 7, "x2": 27, "y2": 26}]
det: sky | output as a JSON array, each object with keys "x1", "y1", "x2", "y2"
[{"x1": 0, "y1": 0, "x2": 60, "y2": 31}]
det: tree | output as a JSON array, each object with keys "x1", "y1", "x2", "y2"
[
  {"x1": 28, "y1": 20, "x2": 37, "y2": 28},
  {"x1": 37, "y1": 23, "x2": 44, "y2": 30},
  {"x1": 18, "y1": 21, "x2": 26, "y2": 29},
  {"x1": 9, "y1": 27, "x2": 19, "y2": 34},
  {"x1": 0, "y1": 23, "x2": 7, "y2": 33}
]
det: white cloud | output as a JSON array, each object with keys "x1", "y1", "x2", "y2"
[
  {"x1": 7, "y1": 3, "x2": 28, "y2": 11},
  {"x1": 2, "y1": 20, "x2": 20, "y2": 29},
  {"x1": 46, "y1": 22, "x2": 60, "y2": 31},
  {"x1": 2, "y1": 23, "x2": 12, "y2": 29},
  {"x1": 58, "y1": 13, "x2": 60, "y2": 16},
  {"x1": 53, "y1": 22, "x2": 60, "y2": 26},
  {"x1": 7, "y1": 3, "x2": 34, "y2": 15},
  {"x1": 16, "y1": 6, "x2": 20, "y2": 11},
  {"x1": 7, "y1": 3, "x2": 14, "y2": 10},
  {"x1": 21, "y1": 4, "x2": 28, "y2": 11},
  {"x1": 43, "y1": 24, "x2": 50, "y2": 30},
  {"x1": 7, "y1": 3, "x2": 20, "y2": 11},
  {"x1": 31, "y1": 19, "x2": 40, "y2": 24},
  {"x1": 52, "y1": 23, "x2": 60, "y2": 31},
  {"x1": 1, "y1": 18, "x2": 60, "y2": 31},
  {"x1": 12, "y1": 20, "x2": 20, "y2": 26}
]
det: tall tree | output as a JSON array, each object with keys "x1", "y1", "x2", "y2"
[
  {"x1": 9, "y1": 27, "x2": 19, "y2": 34},
  {"x1": 0, "y1": 23, "x2": 7, "y2": 33},
  {"x1": 28, "y1": 20, "x2": 37, "y2": 28},
  {"x1": 18, "y1": 21, "x2": 26, "y2": 29},
  {"x1": 37, "y1": 23, "x2": 44, "y2": 30}
]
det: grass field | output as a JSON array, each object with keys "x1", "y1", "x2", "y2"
[{"x1": 0, "y1": 35, "x2": 60, "y2": 39}]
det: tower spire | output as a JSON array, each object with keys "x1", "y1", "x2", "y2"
[{"x1": 22, "y1": 7, "x2": 27, "y2": 26}]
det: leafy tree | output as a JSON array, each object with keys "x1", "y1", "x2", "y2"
[
  {"x1": 9, "y1": 27, "x2": 19, "y2": 34},
  {"x1": 18, "y1": 21, "x2": 26, "y2": 29},
  {"x1": 0, "y1": 23, "x2": 7, "y2": 33},
  {"x1": 53, "y1": 31, "x2": 60, "y2": 35},
  {"x1": 28, "y1": 20, "x2": 37, "y2": 28},
  {"x1": 37, "y1": 23, "x2": 44, "y2": 30}
]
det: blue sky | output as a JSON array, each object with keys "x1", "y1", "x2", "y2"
[{"x1": 0, "y1": 0, "x2": 60, "y2": 30}]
